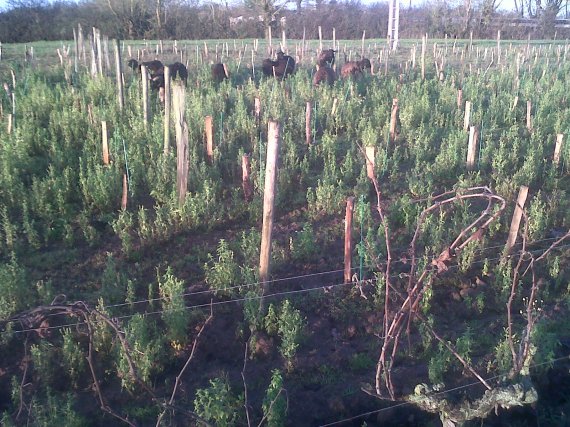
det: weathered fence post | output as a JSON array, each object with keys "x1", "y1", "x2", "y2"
[
  {"x1": 466, "y1": 125, "x2": 479, "y2": 171},
  {"x1": 242, "y1": 154, "x2": 253, "y2": 201},
  {"x1": 305, "y1": 101, "x2": 312, "y2": 145},
  {"x1": 121, "y1": 173, "x2": 128, "y2": 210},
  {"x1": 389, "y1": 98, "x2": 399, "y2": 144},
  {"x1": 205, "y1": 115, "x2": 214, "y2": 163},
  {"x1": 101, "y1": 121, "x2": 109, "y2": 165},
  {"x1": 141, "y1": 65, "x2": 150, "y2": 128},
  {"x1": 331, "y1": 98, "x2": 338, "y2": 116},
  {"x1": 163, "y1": 65, "x2": 171, "y2": 155},
  {"x1": 526, "y1": 101, "x2": 532, "y2": 131},
  {"x1": 421, "y1": 34, "x2": 426, "y2": 80},
  {"x1": 344, "y1": 197, "x2": 355, "y2": 284},
  {"x1": 365, "y1": 146, "x2": 376, "y2": 180},
  {"x1": 554, "y1": 133, "x2": 563, "y2": 167},
  {"x1": 173, "y1": 84, "x2": 188, "y2": 206},
  {"x1": 259, "y1": 121, "x2": 281, "y2": 301},
  {"x1": 7, "y1": 114, "x2": 12, "y2": 134},
  {"x1": 254, "y1": 96, "x2": 261, "y2": 125},
  {"x1": 457, "y1": 89, "x2": 463, "y2": 109},
  {"x1": 463, "y1": 101, "x2": 471, "y2": 131},
  {"x1": 505, "y1": 185, "x2": 529, "y2": 253},
  {"x1": 114, "y1": 39, "x2": 124, "y2": 111}
]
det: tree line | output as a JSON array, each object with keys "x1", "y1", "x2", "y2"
[{"x1": 0, "y1": 0, "x2": 568, "y2": 44}]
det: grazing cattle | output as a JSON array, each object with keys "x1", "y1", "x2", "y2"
[
  {"x1": 169, "y1": 62, "x2": 188, "y2": 84},
  {"x1": 211, "y1": 63, "x2": 230, "y2": 83},
  {"x1": 340, "y1": 58, "x2": 372, "y2": 79},
  {"x1": 127, "y1": 59, "x2": 164, "y2": 76},
  {"x1": 313, "y1": 59, "x2": 336, "y2": 87},
  {"x1": 262, "y1": 51, "x2": 295, "y2": 79},
  {"x1": 318, "y1": 49, "x2": 336, "y2": 67}
]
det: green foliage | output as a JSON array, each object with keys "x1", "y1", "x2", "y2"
[
  {"x1": 0, "y1": 258, "x2": 34, "y2": 321},
  {"x1": 262, "y1": 369, "x2": 287, "y2": 427},
  {"x1": 264, "y1": 300, "x2": 305, "y2": 368},
  {"x1": 194, "y1": 376, "x2": 243, "y2": 427},
  {"x1": 61, "y1": 328, "x2": 85, "y2": 389},
  {"x1": 158, "y1": 268, "x2": 190, "y2": 344},
  {"x1": 27, "y1": 391, "x2": 87, "y2": 427},
  {"x1": 204, "y1": 239, "x2": 240, "y2": 297},
  {"x1": 117, "y1": 314, "x2": 165, "y2": 391}
]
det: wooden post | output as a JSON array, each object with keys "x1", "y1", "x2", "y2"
[
  {"x1": 497, "y1": 30, "x2": 501, "y2": 65},
  {"x1": 389, "y1": 98, "x2": 398, "y2": 144},
  {"x1": 505, "y1": 185, "x2": 529, "y2": 253},
  {"x1": 205, "y1": 115, "x2": 214, "y2": 162},
  {"x1": 305, "y1": 101, "x2": 312, "y2": 145},
  {"x1": 511, "y1": 96, "x2": 518, "y2": 112},
  {"x1": 259, "y1": 121, "x2": 281, "y2": 286},
  {"x1": 331, "y1": 98, "x2": 338, "y2": 116},
  {"x1": 141, "y1": 65, "x2": 150, "y2": 128},
  {"x1": 526, "y1": 100, "x2": 532, "y2": 131},
  {"x1": 7, "y1": 113, "x2": 12, "y2": 134},
  {"x1": 242, "y1": 154, "x2": 253, "y2": 201},
  {"x1": 173, "y1": 84, "x2": 188, "y2": 206},
  {"x1": 421, "y1": 35, "x2": 426, "y2": 80},
  {"x1": 163, "y1": 65, "x2": 171, "y2": 155},
  {"x1": 463, "y1": 101, "x2": 471, "y2": 131},
  {"x1": 254, "y1": 96, "x2": 261, "y2": 124},
  {"x1": 318, "y1": 26, "x2": 323, "y2": 52},
  {"x1": 101, "y1": 121, "x2": 109, "y2": 165},
  {"x1": 466, "y1": 125, "x2": 479, "y2": 171},
  {"x1": 365, "y1": 146, "x2": 375, "y2": 180},
  {"x1": 121, "y1": 173, "x2": 128, "y2": 210},
  {"x1": 344, "y1": 197, "x2": 355, "y2": 283},
  {"x1": 114, "y1": 39, "x2": 124, "y2": 111},
  {"x1": 554, "y1": 133, "x2": 563, "y2": 167},
  {"x1": 457, "y1": 89, "x2": 463, "y2": 109}
]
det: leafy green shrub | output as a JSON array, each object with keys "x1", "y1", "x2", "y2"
[
  {"x1": 194, "y1": 376, "x2": 243, "y2": 427},
  {"x1": 61, "y1": 328, "x2": 85, "y2": 389},
  {"x1": 204, "y1": 239, "x2": 240, "y2": 297},
  {"x1": 264, "y1": 300, "x2": 305, "y2": 368},
  {"x1": 117, "y1": 314, "x2": 165, "y2": 391},
  {"x1": 0, "y1": 258, "x2": 34, "y2": 321},
  {"x1": 158, "y1": 268, "x2": 189, "y2": 344},
  {"x1": 262, "y1": 369, "x2": 287, "y2": 427}
]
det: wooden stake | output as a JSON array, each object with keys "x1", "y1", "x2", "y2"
[
  {"x1": 205, "y1": 115, "x2": 214, "y2": 162},
  {"x1": 466, "y1": 125, "x2": 479, "y2": 171},
  {"x1": 7, "y1": 113, "x2": 12, "y2": 134},
  {"x1": 365, "y1": 146, "x2": 376, "y2": 180},
  {"x1": 114, "y1": 39, "x2": 124, "y2": 111},
  {"x1": 141, "y1": 65, "x2": 150, "y2": 128},
  {"x1": 344, "y1": 196, "x2": 355, "y2": 284},
  {"x1": 318, "y1": 26, "x2": 323, "y2": 52},
  {"x1": 463, "y1": 101, "x2": 471, "y2": 131},
  {"x1": 305, "y1": 101, "x2": 312, "y2": 145},
  {"x1": 526, "y1": 100, "x2": 532, "y2": 131},
  {"x1": 389, "y1": 98, "x2": 398, "y2": 144},
  {"x1": 457, "y1": 89, "x2": 463, "y2": 109},
  {"x1": 173, "y1": 84, "x2": 188, "y2": 206},
  {"x1": 242, "y1": 154, "x2": 253, "y2": 201},
  {"x1": 511, "y1": 96, "x2": 519, "y2": 112},
  {"x1": 259, "y1": 121, "x2": 281, "y2": 286},
  {"x1": 421, "y1": 35, "x2": 426, "y2": 80},
  {"x1": 101, "y1": 121, "x2": 109, "y2": 165},
  {"x1": 331, "y1": 98, "x2": 338, "y2": 116},
  {"x1": 254, "y1": 96, "x2": 261, "y2": 124},
  {"x1": 163, "y1": 65, "x2": 171, "y2": 155},
  {"x1": 505, "y1": 185, "x2": 529, "y2": 253},
  {"x1": 554, "y1": 133, "x2": 563, "y2": 167},
  {"x1": 121, "y1": 173, "x2": 128, "y2": 210}
]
